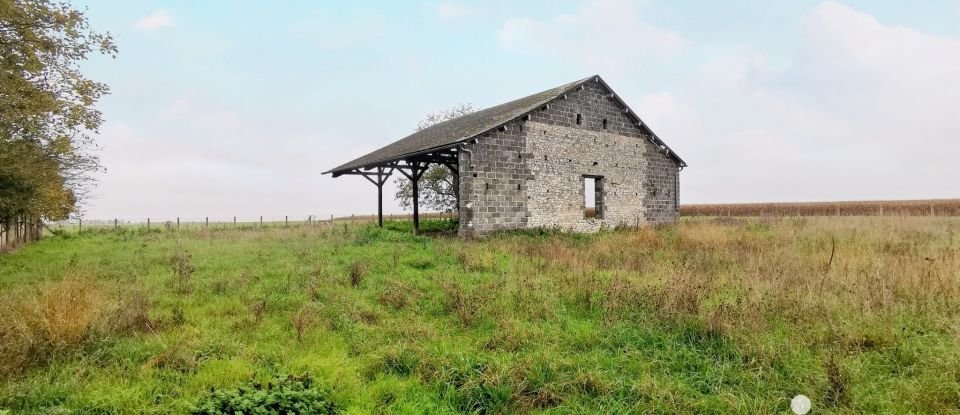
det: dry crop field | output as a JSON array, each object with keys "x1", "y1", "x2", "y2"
[
  {"x1": 681, "y1": 199, "x2": 960, "y2": 217},
  {"x1": 0, "y1": 217, "x2": 959, "y2": 413}
]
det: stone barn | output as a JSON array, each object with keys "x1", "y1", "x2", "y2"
[{"x1": 325, "y1": 75, "x2": 686, "y2": 236}]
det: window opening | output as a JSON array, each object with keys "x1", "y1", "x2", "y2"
[{"x1": 584, "y1": 176, "x2": 603, "y2": 219}]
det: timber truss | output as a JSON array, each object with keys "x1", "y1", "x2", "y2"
[{"x1": 331, "y1": 148, "x2": 459, "y2": 234}]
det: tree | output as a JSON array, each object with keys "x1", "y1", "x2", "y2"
[
  {"x1": 0, "y1": 0, "x2": 115, "y2": 235},
  {"x1": 394, "y1": 103, "x2": 474, "y2": 213}
]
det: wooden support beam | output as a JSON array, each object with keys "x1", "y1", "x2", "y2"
[
  {"x1": 343, "y1": 167, "x2": 395, "y2": 228},
  {"x1": 397, "y1": 162, "x2": 426, "y2": 235},
  {"x1": 376, "y1": 167, "x2": 384, "y2": 228},
  {"x1": 334, "y1": 153, "x2": 463, "y2": 235},
  {"x1": 412, "y1": 169, "x2": 420, "y2": 235}
]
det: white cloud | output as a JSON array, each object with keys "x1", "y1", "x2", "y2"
[
  {"x1": 87, "y1": 96, "x2": 389, "y2": 220},
  {"x1": 682, "y1": 1, "x2": 960, "y2": 202},
  {"x1": 499, "y1": 0, "x2": 687, "y2": 69},
  {"x1": 500, "y1": 1, "x2": 960, "y2": 203},
  {"x1": 134, "y1": 10, "x2": 174, "y2": 31},
  {"x1": 437, "y1": 2, "x2": 477, "y2": 21}
]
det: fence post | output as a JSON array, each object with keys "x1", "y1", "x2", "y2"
[
  {"x1": 930, "y1": 204, "x2": 935, "y2": 217},
  {"x1": 147, "y1": 218, "x2": 150, "y2": 230},
  {"x1": 234, "y1": 216, "x2": 236, "y2": 226},
  {"x1": 79, "y1": 218, "x2": 82, "y2": 233},
  {"x1": 205, "y1": 217, "x2": 209, "y2": 227},
  {"x1": 260, "y1": 216, "x2": 263, "y2": 227},
  {"x1": 177, "y1": 217, "x2": 180, "y2": 231},
  {"x1": 879, "y1": 206, "x2": 883, "y2": 216},
  {"x1": 285, "y1": 215, "x2": 288, "y2": 227},
  {"x1": 114, "y1": 218, "x2": 118, "y2": 230}
]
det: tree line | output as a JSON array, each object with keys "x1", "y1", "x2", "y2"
[{"x1": 0, "y1": 0, "x2": 114, "y2": 246}]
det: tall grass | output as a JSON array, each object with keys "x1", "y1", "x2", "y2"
[
  {"x1": 0, "y1": 274, "x2": 105, "y2": 377},
  {"x1": 0, "y1": 217, "x2": 958, "y2": 413}
]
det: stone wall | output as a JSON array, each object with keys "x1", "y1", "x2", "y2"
[
  {"x1": 458, "y1": 79, "x2": 680, "y2": 235},
  {"x1": 457, "y1": 118, "x2": 532, "y2": 236}
]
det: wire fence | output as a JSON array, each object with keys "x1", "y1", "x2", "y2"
[{"x1": 48, "y1": 212, "x2": 458, "y2": 233}]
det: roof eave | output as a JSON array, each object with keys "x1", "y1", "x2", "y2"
[{"x1": 323, "y1": 139, "x2": 471, "y2": 176}]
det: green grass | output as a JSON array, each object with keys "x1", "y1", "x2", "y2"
[{"x1": 1, "y1": 217, "x2": 959, "y2": 414}]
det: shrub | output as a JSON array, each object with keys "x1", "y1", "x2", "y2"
[{"x1": 190, "y1": 374, "x2": 339, "y2": 415}]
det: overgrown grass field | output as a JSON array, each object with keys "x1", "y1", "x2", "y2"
[{"x1": 1, "y1": 217, "x2": 959, "y2": 414}]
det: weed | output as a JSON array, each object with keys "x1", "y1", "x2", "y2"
[
  {"x1": 442, "y1": 282, "x2": 483, "y2": 327},
  {"x1": 170, "y1": 251, "x2": 195, "y2": 294},
  {"x1": 146, "y1": 339, "x2": 198, "y2": 373},
  {"x1": 166, "y1": 305, "x2": 186, "y2": 326},
  {"x1": 824, "y1": 355, "x2": 850, "y2": 408},
  {"x1": 377, "y1": 280, "x2": 419, "y2": 310},
  {"x1": 0, "y1": 274, "x2": 105, "y2": 376},
  {"x1": 190, "y1": 374, "x2": 339, "y2": 414},
  {"x1": 112, "y1": 289, "x2": 153, "y2": 333},
  {"x1": 291, "y1": 304, "x2": 316, "y2": 343},
  {"x1": 247, "y1": 298, "x2": 268, "y2": 325},
  {"x1": 348, "y1": 261, "x2": 367, "y2": 288}
]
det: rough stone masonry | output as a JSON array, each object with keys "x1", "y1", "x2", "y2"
[{"x1": 458, "y1": 80, "x2": 681, "y2": 236}]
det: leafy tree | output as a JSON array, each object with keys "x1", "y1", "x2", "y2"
[
  {"x1": 394, "y1": 103, "x2": 474, "y2": 213},
  {"x1": 0, "y1": 0, "x2": 115, "y2": 230}
]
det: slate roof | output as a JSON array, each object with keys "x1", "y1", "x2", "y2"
[{"x1": 325, "y1": 75, "x2": 685, "y2": 175}]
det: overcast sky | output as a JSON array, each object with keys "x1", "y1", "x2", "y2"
[{"x1": 76, "y1": 0, "x2": 960, "y2": 221}]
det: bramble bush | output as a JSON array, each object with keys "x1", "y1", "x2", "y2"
[{"x1": 190, "y1": 374, "x2": 339, "y2": 415}]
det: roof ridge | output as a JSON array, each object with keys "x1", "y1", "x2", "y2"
[{"x1": 325, "y1": 74, "x2": 684, "y2": 175}]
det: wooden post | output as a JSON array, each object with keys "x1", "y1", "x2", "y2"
[
  {"x1": 260, "y1": 216, "x2": 263, "y2": 227},
  {"x1": 411, "y1": 164, "x2": 422, "y2": 235},
  {"x1": 114, "y1": 218, "x2": 118, "y2": 230},
  {"x1": 205, "y1": 217, "x2": 209, "y2": 227},
  {"x1": 79, "y1": 218, "x2": 82, "y2": 233},
  {"x1": 285, "y1": 215, "x2": 288, "y2": 227},
  {"x1": 177, "y1": 217, "x2": 180, "y2": 231},
  {"x1": 395, "y1": 163, "x2": 424, "y2": 235},
  {"x1": 378, "y1": 180, "x2": 384, "y2": 228},
  {"x1": 147, "y1": 218, "x2": 150, "y2": 230},
  {"x1": 233, "y1": 216, "x2": 236, "y2": 226}
]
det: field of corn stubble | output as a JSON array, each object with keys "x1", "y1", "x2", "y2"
[
  {"x1": 1, "y1": 216, "x2": 959, "y2": 414},
  {"x1": 681, "y1": 199, "x2": 960, "y2": 217}
]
